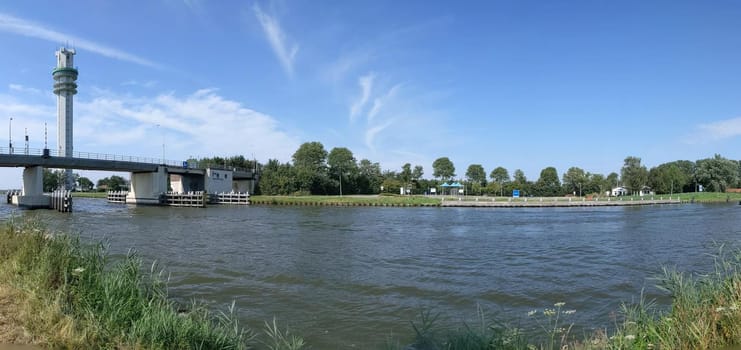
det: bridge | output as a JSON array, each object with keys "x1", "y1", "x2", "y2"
[
  {"x1": 3, "y1": 47, "x2": 258, "y2": 210},
  {"x1": 0, "y1": 146, "x2": 258, "y2": 208}
]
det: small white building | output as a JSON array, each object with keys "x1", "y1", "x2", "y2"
[
  {"x1": 639, "y1": 186, "x2": 654, "y2": 197},
  {"x1": 611, "y1": 186, "x2": 628, "y2": 197}
]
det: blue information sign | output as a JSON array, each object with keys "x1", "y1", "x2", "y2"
[{"x1": 512, "y1": 189, "x2": 520, "y2": 198}]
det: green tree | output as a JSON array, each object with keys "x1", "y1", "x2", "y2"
[
  {"x1": 77, "y1": 176, "x2": 94, "y2": 192},
  {"x1": 464, "y1": 164, "x2": 485, "y2": 195},
  {"x1": 606, "y1": 172, "x2": 620, "y2": 189},
  {"x1": 328, "y1": 147, "x2": 358, "y2": 195},
  {"x1": 292, "y1": 142, "x2": 328, "y2": 194},
  {"x1": 380, "y1": 178, "x2": 402, "y2": 194},
  {"x1": 43, "y1": 169, "x2": 64, "y2": 192},
  {"x1": 256, "y1": 159, "x2": 295, "y2": 195},
  {"x1": 400, "y1": 163, "x2": 413, "y2": 186},
  {"x1": 586, "y1": 173, "x2": 607, "y2": 196},
  {"x1": 562, "y1": 166, "x2": 587, "y2": 196},
  {"x1": 196, "y1": 155, "x2": 256, "y2": 170},
  {"x1": 621, "y1": 156, "x2": 649, "y2": 195},
  {"x1": 357, "y1": 159, "x2": 382, "y2": 194},
  {"x1": 465, "y1": 164, "x2": 486, "y2": 185},
  {"x1": 534, "y1": 167, "x2": 561, "y2": 197},
  {"x1": 512, "y1": 169, "x2": 527, "y2": 185},
  {"x1": 695, "y1": 154, "x2": 739, "y2": 192},
  {"x1": 649, "y1": 163, "x2": 689, "y2": 194},
  {"x1": 412, "y1": 165, "x2": 424, "y2": 182},
  {"x1": 432, "y1": 157, "x2": 456, "y2": 182},
  {"x1": 489, "y1": 166, "x2": 510, "y2": 197},
  {"x1": 97, "y1": 175, "x2": 128, "y2": 192},
  {"x1": 506, "y1": 169, "x2": 529, "y2": 196}
]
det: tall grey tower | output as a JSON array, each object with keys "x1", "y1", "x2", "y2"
[{"x1": 53, "y1": 47, "x2": 78, "y2": 190}]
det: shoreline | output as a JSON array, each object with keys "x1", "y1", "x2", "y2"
[
  {"x1": 440, "y1": 198, "x2": 682, "y2": 207},
  {"x1": 67, "y1": 192, "x2": 740, "y2": 208}
]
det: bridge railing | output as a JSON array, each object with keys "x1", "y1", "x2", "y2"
[{"x1": 0, "y1": 146, "x2": 184, "y2": 167}]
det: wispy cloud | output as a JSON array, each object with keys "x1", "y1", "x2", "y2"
[
  {"x1": 368, "y1": 84, "x2": 401, "y2": 122},
  {"x1": 350, "y1": 73, "x2": 374, "y2": 120},
  {"x1": 0, "y1": 12, "x2": 162, "y2": 69},
  {"x1": 696, "y1": 117, "x2": 741, "y2": 141},
  {"x1": 323, "y1": 47, "x2": 375, "y2": 83},
  {"x1": 252, "y1": 4, "x2": 298, "y2": 77},
  {"x1": 364, "y1": 120, "x2": 393, "y2": 151}
]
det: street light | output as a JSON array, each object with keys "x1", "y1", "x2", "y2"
[
  {"x1": 338, "y1": 164, "x2": 343, "y2": 197},
  {"x1": 8, "y1": 117, "x2": 12, "y2": 154},
  {"x1": 156, "y1": 124, "x2": 165, "y2": 165}
]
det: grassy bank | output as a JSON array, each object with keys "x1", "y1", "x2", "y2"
[
  {"x1": 71, "y1": 191, "x2": 107, "y2": 199},
  {"x1": 672, "y1": 191, "x2": 741, "y2": 203},
  {"x1": 251, "y1": 194, "x2": 441, "y2": 207},
  {"x1": 0, "y1": 219, "x2": 304, "y2": 349},
  {"x1": 251, "y1": 192, "x2": 741, "y2": 208}
]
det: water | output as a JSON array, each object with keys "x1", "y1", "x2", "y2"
[{"x1": 2, "y1": 199, "x2": 741, "y2": 348}]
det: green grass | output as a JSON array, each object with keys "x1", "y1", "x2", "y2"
[
  {"x1": 71, "y1": 191, "x2": 107, "y2": 198},
  {"x1": 602, "y1": 192, "x2": 741, "y2": 203},
  {"x1": 0, "y1": 218, "x2": 304, "y2": 349},
  {"x1": 443, "y1": 192, "x2": 741, "y2": 204},
  {"x1": 385, "y1": 246, "x2": 741, "y2": 350},
  {"x1": 251, "y1": 194, "x2": 441, "y2": 206}
]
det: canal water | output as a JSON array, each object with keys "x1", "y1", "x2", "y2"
[{"x1": 1, "y1": 199, "x2": 740, "y2": 348}]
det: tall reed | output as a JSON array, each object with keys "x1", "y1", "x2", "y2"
[{"x1": 0, "y1": 218, "x2": 303, "y2": 349}]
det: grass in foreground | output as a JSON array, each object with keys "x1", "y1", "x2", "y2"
[
  {"x1": 0, "y1": 219, "x2": 304, "y2": 349},
  {"x1": 386, "y1": 246, "x2": 741, "y2": 350}
]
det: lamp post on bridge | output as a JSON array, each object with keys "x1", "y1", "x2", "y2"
[
  {"x1": 8, "y1": 117, "x2": 12, "y2": 154},
  {"x1": 156, "y1": 124, "x2": 165, "y2": 165}
]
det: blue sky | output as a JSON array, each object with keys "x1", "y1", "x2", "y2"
[{"x1": 1, "y1": 0, "x2": 740, "y2": 188}]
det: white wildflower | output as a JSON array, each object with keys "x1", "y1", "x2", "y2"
[
  {"x1": 554, "y1": 302, "x2": 566, "y2": 308},
  {"x1": 625, "y1": 334, "x2": 636, "y2": 341},
  {"x1": 527, "y1": 310, "x2": 537, "y2": 317}
]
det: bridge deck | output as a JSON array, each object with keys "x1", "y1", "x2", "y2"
[{"x1": 0, "y1": 152, "x2": 255, "y2": 179}]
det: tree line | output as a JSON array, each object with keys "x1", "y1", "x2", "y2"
[
  {"x1": 257, "y1": 141, "x2": 741, "y2": 197},
  {"x1": 37, "y1": 141, "x2": 740, "y2": 197}
]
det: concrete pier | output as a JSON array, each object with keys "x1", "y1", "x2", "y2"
[
  {"x1": 126, "y1": 166, "x2": 168, "y2": 205},
  {"x1": 15, "y1": 166, "x2": 50, "y2": 208}
]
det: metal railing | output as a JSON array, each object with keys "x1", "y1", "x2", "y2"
[
  {"x1": 0, "y1": 146, "x2": 184, "y2": 167},
  {"x1": 0, "y1": 146, "x2": 258, "y2": 175}
]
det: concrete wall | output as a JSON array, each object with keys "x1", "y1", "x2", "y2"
[
  {"x1": 170, "y1": 173, "x2": 205, "y2": 193},
  {"x1": 232, "y1": 179, "x2": 254, "y2": 194},
  {"x1": 205, "y1": 168, "x2": 233, "y2": 193}
]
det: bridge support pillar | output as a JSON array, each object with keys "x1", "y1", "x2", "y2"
[
  {"x1": 15, "y1": 166, "x2": 50, "y2": 208},
  {"x1": 126, "y1": 166, "x2": 167, "y2": 205}
]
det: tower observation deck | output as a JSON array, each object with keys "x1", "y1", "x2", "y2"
[{"x1": 53, "y1": 47, "x2": 78, "y2": 190}]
